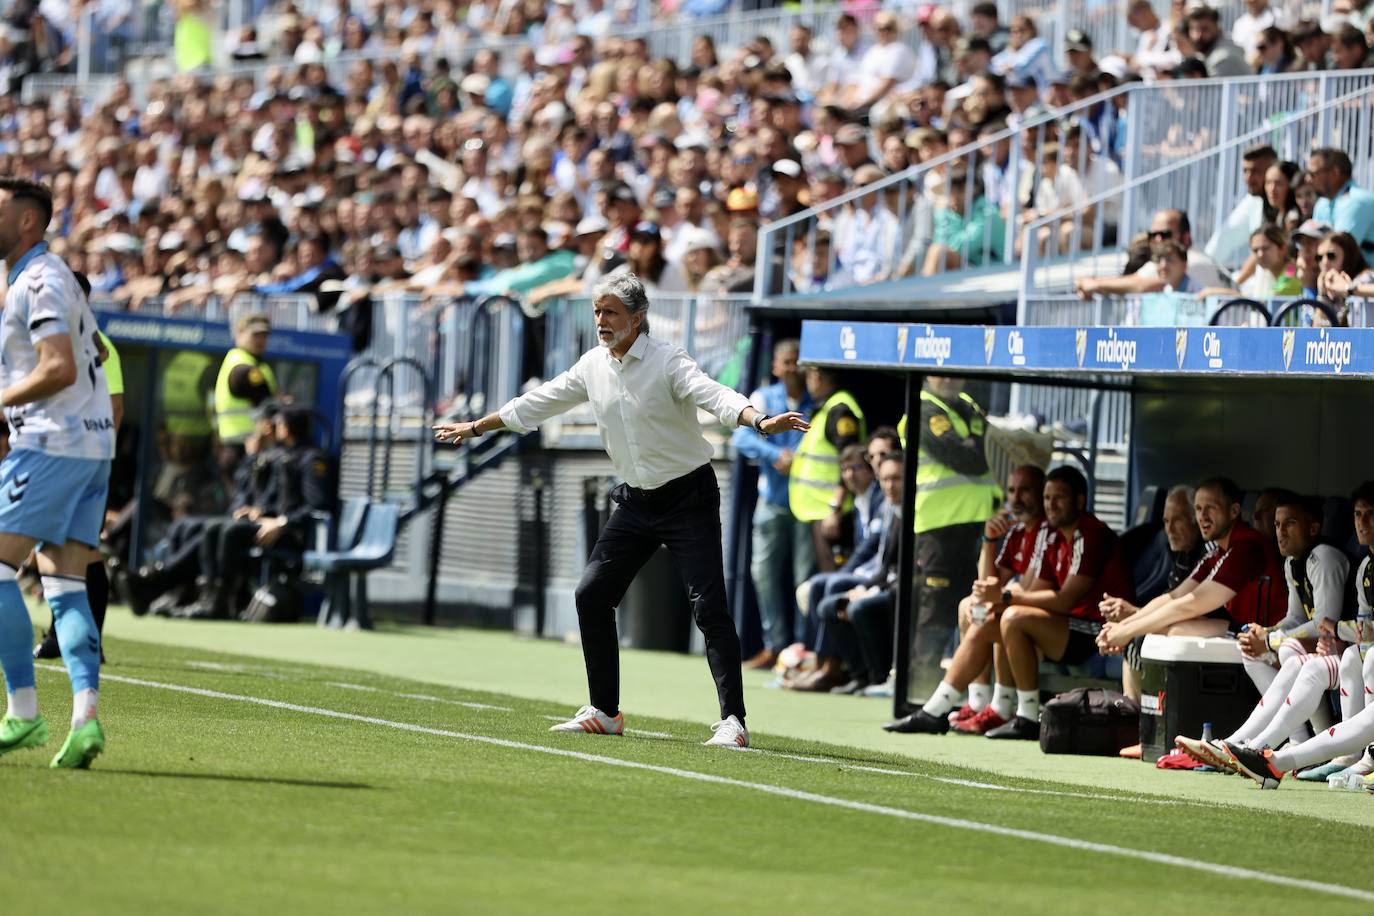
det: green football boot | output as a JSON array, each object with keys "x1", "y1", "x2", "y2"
[
  {"x1": 0, "y1": 713, "x2": 50, "y2": 757},
  {"x1": 50, "y1": 719, "x2": 104, "y2": 770}
]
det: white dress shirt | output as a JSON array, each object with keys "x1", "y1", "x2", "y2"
[{"x1": 498, "y1": 333, "x2": 750, "y2": 489}]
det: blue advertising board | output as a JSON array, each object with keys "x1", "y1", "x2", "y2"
[{"x1": 799, "y1": 321, "x2": 1374, "y2": 379}]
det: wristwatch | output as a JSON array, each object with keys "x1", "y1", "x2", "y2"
[
  {"x1": 753, "y1": 412, "x2": 771, "y2": 436},
  {"x1": 1001, "y1": 589, "x2": 1013, "y2": 605}
]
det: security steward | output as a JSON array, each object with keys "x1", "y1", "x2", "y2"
[
  {"x1": 902, "y1": 376, "x2": 1001, "y2": 698},
  {"x1": 214, "y1": 312, "x2": 277, "y2": 480},
  {"x1": 187, "y1": 406, "x2": 335, "y2": 620},
  {"x1": 788, "y1": 366, "x2": 866, "y2": 572}
]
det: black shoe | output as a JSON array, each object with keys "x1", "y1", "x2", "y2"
[
  {"x1": 125, "y1": 569, "x2": 165, "y2": 617},
  {"x1": 33, "y1": 630, "x2": 60, "y2": 660},
  {"x1": 829, "y1": 677, "x2": 871, "y2": 696},
  {"x1": 985, "y1": 715, "x2": 1040, "y2": 740},
  {"x1": 1222, "y1": 741, "x2": 1283, "y2": 789},
  {"x1": 882, "y1": 708, "x2": 950, "y2": 734}
]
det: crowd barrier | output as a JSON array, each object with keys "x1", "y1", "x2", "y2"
[
  {"x1": 1018, "y1": 84, "x2": 1374, "y2": 303},
  {"x1": 758, "y1": 68, "x2": 1374, "y2": 301}
]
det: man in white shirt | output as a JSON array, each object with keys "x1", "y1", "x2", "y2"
[
  {"x1": 434, "y1": 273, "x2": 807, "y2": 748},
  {"x1": 1205, "y1": 144, "x2": 1276, "y2": 272},
  {"x1": 844, "y1": 12, "x2": 914, "y2": 114}
]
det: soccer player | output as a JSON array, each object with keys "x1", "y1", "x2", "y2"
[
  {"x1": 0, "y1": 178, "x2": 115, "y2": 768},
  {"x1": 1098, "y1": 477, "x2": 1284, "y2": 652},
  {"x1": 1177, "y1": 492, "x2": 1354, "y2": 770},
  {"x1": 885, "y1": 465, "x2": 1128, "y2": 740},
  {"x1": 884, "y1": 465, "x2": 1045, "y2": 735},
  {"x1": 33, "y1": 271, "x2": 120, "y2": 659}
]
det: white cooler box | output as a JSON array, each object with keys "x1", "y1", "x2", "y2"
[{"x1": 1138, "y1": 635, "x2": 1259, "y2": 763}]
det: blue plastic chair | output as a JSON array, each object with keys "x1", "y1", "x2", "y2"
[{"x1": 306, "y1": 500, "x2": 400, "y2": 629}]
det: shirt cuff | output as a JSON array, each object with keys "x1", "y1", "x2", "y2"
[
  {"x1": 497, "y1": 401, "x2": 533, "y2": 434},
  {"x1": 717, "y1": 393, "x2": 750, "y2": 428}
]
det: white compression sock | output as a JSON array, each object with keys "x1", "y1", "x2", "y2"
[
  {"x1": 1339, "y1": 645, "x2": 1367, "y2": 721},
  {"x1": 6, "y1": 686, "x2": 37, "y2": 720},
  {"x1": 921, "y1": 681, "x2": 964, "y2": 717},
  {"x1": 1252, "y1": 655, "x2": 1339, "y2": 750},
  {"x1": 991, "y1": 684, "x2": 1016, "y2": 719},
  {"x1": 1272, "y1": 703, "x2": 1374, "y2": 773},
  {"x1": 1016, "y1": 689, "x2": 1041, "y2": 721},
  {"x1": 71, "y1": 688, "x2": 98, "y2": 730},
  {"x1": 967, "y1": 682, "x2": 992, "y2": 713},
  {"x1": 1228, "y1": 655, "x2": 1302, "y2": 745}
]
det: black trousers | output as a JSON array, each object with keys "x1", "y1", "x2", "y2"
[
  {"x1": 911, "y1": 522, "x2": 984, "y2": 699},
  {"x1": 574, "y1": 464, "x2": 745, "y2": 721}
]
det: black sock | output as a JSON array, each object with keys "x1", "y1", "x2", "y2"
[{"x1": 86, "y1": 561, "x2": 109, "y2": 636}]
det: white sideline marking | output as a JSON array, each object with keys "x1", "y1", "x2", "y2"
[
  {"x1": 52, "y1": 667, "x2": 1374, "y2": 904},
  {"x1": 741, "y1": 748, "x2": 1196, "y2": 807},
  {"x1": 328, "y1": 682, "x2": 380, "y2": 692},
  {"x1": 398, "y1": 693, "x2": 515, "y2": 712}
]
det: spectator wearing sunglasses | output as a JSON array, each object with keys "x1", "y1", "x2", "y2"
[{"x1": 1075, "y1": 209, "x2": 1228, "y2": 298}]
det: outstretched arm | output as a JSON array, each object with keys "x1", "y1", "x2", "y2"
[{"x1": 434, "y1": 363, "x2": 588, "y2": 444}]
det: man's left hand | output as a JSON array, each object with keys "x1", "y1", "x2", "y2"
[
  {"x1": 255, "y1": 516, "x2": 288, "y2": 547},
  {"x1": 1097, "y1": 622, "x2": 1128, "y2": 651},
  {"x1": 760, "y1": 412, "x2": 809, "y2": 435}
]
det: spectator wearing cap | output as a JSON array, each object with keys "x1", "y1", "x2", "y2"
[
  {"x1": 1126, "y1": 0, "x2": 1181, "y2": 77},
  {"x1": 678, "y1": 227, "x2": 724, "y2": 292},
  {"x1": 1188, "y1": 5, "x2": 1253, "y2": 77},
  {"x1": 832, "y1": 123, "x2": 873, "y2": 178},
  {"x1": 845, "y1": 11, "x2": 916, "y2": 115},
  {"x1": 1309, "y1": 147, "x2": 1374, "y2": 256},
  {"x1": 969, "y1": 2, "x2": 1009, "y2": 55},
  {"x1": 609, "y1": 220, "x2": 688, "y2": 294},
  {"x1": 991, "y1": 15, "x2": 1056, "y2": 94},
  {"x1": 764, "y1": 159, "x2": 808, "y2": 221},
  {"x1": 1332, "y1": 24, "x2": 1371, "y2": 69},
  {"x1": 945, "y1": 37, "x2": 993, "y2": 111},
  {"x1": 1063, "y1": 29, "x2": 1098, "y2": 77},
  {"x1": 1003, "y1": 72, "x2": 1041, "y2": 128},
  {"x1": 1205, "y1": 144, "x2": 1277, "y2": 271},
  {"x1": 1232, "y1": 0, "x2": 1289, "y2": 57},
  {"x1": 924, "y1": 165, "x2": 1006, "y2": 274},
  {"x1": 1292, "y1": 218, "x2": 1333, "y2": 297}
]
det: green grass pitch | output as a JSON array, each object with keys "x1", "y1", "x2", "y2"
[{"x1": 2, "y1": 612, "x2": 1372, "y2": 915}]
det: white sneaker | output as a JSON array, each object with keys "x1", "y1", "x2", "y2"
[
  {"x1": 549, "y1": 705, "x2": 623, "y2": 735},
  {"x1": 704, "y1": 715, "x2": 749, "y2": 748}
]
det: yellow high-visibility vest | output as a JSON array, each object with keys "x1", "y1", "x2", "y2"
[
  {"x1": 788, "y1": 390, "x2": 866, "y2": 522},
  {"x1": 214, "y1": 347, "x2": 276, "y2": 443}
]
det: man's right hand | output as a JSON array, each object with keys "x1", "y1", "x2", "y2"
[
  {"x1": 772, "y1": 449, "x2": 793, "y2": 475},
  {"x1": 984, "y1": 509, "x2": 1012, "y2": 540},
  {"x1": 818, "y1": 511, "x2": 843, "y2": 541},
  {"x1": 433, "y1": 421, "x2": 480, "y2": 444},
  {"x1": 1075, "y1": 277, "x2": 1098, "y2": 300}
]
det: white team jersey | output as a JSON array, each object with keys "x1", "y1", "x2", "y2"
[{"x1": 1, "y1": 245, "x2": 115, "y2": 460}]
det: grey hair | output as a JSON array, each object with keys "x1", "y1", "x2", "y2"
[
  {"x1": 1166, "y1": 484, "x2": 1196, "y2": 508},
  {"x1": 592, "y1": 270, "x2": 651, "y2": 334}
]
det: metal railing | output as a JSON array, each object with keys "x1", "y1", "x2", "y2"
[
  {"x1": 1018, "y1": 84, "x2": 1374, "y2": 306},
  {"x1": 1022, "y1": 292, "x2": 1374, "y2": 327},
  {"x1": 757, "y1": 68, "x2": 1374, "y2": 301},
  {"x1": 94, "y1": 292, "x2": 337, "y2": 332}
]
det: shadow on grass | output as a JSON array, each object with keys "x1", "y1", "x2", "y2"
[{"x1": 97, "y1": 768, "x2": 373, "y2": 790}]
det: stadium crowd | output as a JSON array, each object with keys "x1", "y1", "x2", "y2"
[{"x1": 0, "y1": 1, "x2": 1372, "y2": 333}]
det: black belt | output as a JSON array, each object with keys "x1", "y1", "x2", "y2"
[{"x1": 613, "y1": 464, "x2": 713, "y2": 507}]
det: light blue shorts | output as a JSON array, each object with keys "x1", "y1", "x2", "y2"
[{"x1": 0, "y1": 449, "x2": 111, "y2": 548}]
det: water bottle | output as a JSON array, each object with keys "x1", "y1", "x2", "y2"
[
  {"x1": 970, "y1": 602, "x2": 990, "y2": 625},
  {"x1": 1201, "y1": 722, "x2": 1214, "y2": 744}
]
